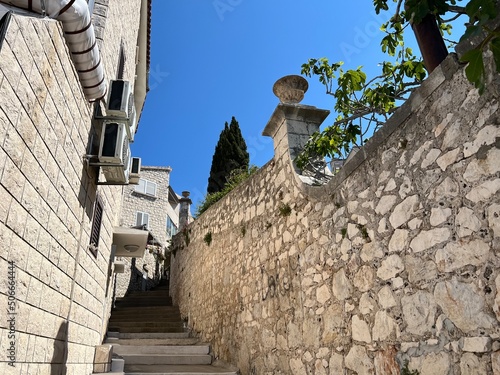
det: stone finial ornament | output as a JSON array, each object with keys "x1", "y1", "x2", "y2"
[{"x1": 273, "y1": 75, "x2": 309, "y2": 104}]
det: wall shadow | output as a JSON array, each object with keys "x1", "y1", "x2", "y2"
[{"x1": 50, "y1": 321, "x2": 68, "y2": 375}]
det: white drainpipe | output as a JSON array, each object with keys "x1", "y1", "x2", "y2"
[{"x1": 0, "y1": 0, "x2": 106, "y2": 101}]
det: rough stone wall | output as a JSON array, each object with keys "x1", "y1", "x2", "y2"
[
  {"x1": 115, "y1": 167, "x2": 176, "y2": 297},
  {"x1": 0, "y1": 1, "x2": 143, "y2": 373},
  {"x1": 171, "y1": 53, "x2": 500, "y2": 374}
]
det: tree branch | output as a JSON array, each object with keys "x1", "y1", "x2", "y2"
[
  {"x1": 447, "y1": 5, "x2": 466, "y2": 14},
  {"x1": 442, "y1": 12, "x2": 464, "y2": 23}
]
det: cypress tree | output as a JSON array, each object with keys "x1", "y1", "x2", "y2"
[{"x1": 207, "y1": 116, "x2": 249, "y2": 194}]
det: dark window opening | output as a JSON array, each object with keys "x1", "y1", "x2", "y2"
[
  {"x1": 89, "y1": 194, "x2": 104, "y2": 257},
  {"x1": 117, "y1": 41, "x2": 126, "y2": 80}
]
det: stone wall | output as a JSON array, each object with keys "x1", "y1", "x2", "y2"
[
  {"x1": 0, "y1": 1, "x2": 144, "y2": 373},
  {"x1": 115, "y1": 166, "x2": 179, "y2": 297},
  {"x1": 170, "y1": 52, "x2": 500, "y2": 374}
]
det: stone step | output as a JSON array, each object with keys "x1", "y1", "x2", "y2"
[
  {"x1": 115, "y1": 301, "x2": 172, "y2": 306},
  {"x1": 115, "y1": 298, "x2": 171, "y2": 304},
  {"x1": 109, "y1": 321, "x2": 184, "y2": 328},
  {"x1": 111, "y1": 306, "x2": 180, "y2": 313},
  {"x1": 123, "y1": 364, "x2": 239, "y2": 375},
  {"x1": 110, "y1": 311, "x2": 181, "y2": 318},
  {"x1": 111, "y1": 332, "x2": 191, "y2": 339},
  {"x1": 105, "y1": 338, "x2": 201, "y2": 346},
  {"x1": 109, "y1": 314, "x2": 182, "y2": 323},
  {"x1": 120, "y1": 290, "x2": 169, "y2": 296},
  {"x1": 114, "y1": 345, "x2": 210, "y2": 356},
  {"x1": 110, "y1": 327, "x2": 187, "y2": 333},
  {"x1": 115, "y1": 295, "x2": 171, "y2": 301},
  {"x1": 122, "y1": 354, "x2": 212, "y2": 366}
]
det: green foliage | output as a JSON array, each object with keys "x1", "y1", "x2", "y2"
[
  {"x1": 357, "y1": 224, "x2": 370, "y2": 241},
  {"x1": 459, "y1": 0, "x2": 500, "y2": 93},
  {"x1": 298, "y1": 0, "x2": 500, "y2": 168},
  {"x1": 182, "y1": 227, "x2": 191, "y2": 246},
  {"x1": 377, "y1": 0, "x2": 500, "y2": 93},
  {"x1": 196, "y1": 165, "x2": 259, "y2": 216},
  {"x1": 278, "y1": 203, "x2": 292, "y2": 217},
  {"x1": 401, "y1": 361, "x2": 420, "y2": 375},
  {"x1": 204, "y1": 232, "x2": 212, "y2": 246},
  {"x1": 207, "y1": 117, "x2": 249, "y2": 194},
  {"x1": 298, "y1": 48, "x2": 425, "y2": 168}
]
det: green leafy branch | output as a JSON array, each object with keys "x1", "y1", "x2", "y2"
[
  {"x1": 297, "y1": 47, "x2": 425, "y2": 169},
  {"x1": 459, "y1": 0, "x2": 500, "y2": 93},
  {"x1": 297, "y1": 0, "x2": 499, "y2": 171}
]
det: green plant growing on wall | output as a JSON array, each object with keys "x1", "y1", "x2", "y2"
[
  {"x1": 204, "y1": 232, "x2": 213, "y2": 246},
  {"x1": 357, "y1": 224, "x2": 370, "y2": 241},
  {"x1": 401, "y1": 361, "x2": 420, "y2": 375},
  {"x1": 196, "y1": 165, "x2": 259, "y2": 216},
  {"x1": 182, "y1": 227, "x2": 191, "y2": 247},
  {"x1": 278, "y1": 203, "x2": 292, "y2": 217}
]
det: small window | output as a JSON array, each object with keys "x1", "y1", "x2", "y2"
[
  {"x1": 135, "y1": 178, "x2": 157, "y2": 197},
  {"x1": 166, "y1": 216, "x2": 178, "y2": 238},
  {"x1": 89, "y1": 195, "x2": 104, "y2": 257},
  {"x1": 136, "y1": 211, "x2": 150, "y2": 229}
]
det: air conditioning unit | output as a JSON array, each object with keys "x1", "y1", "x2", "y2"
[
  {"x1": 106, "y1": 80, "x2": 132, "y2": 118},
  {"x1": 129, "y1": 157, "x2": 141, "y2": 185},
  {"x1": 106, "y1": 80, "x2": 138, "y2": 142},
  {"x1": 99, "y1": 122, "x2": 131, "y2": 184},
  {"x1": 126, "y1": 94, "x2": 137, "y2": 142}
]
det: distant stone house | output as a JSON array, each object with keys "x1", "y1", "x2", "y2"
[
  {"x1": 115, "y1": 166, "x2": 185, "y2": 296},
  {"x1": 0, "y1": 0, "x2": 151, "y2": 373}
]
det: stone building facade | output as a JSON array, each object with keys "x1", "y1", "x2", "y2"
[
  {"x1": 0, "y1": 0, "x2": 150, "y2": 373},
  {"x1": 115, "y1": 166, "x2": 182, "y2": 297},
  {"x1": 171, "y1": 35, "x2": 500, "y2": 375}
]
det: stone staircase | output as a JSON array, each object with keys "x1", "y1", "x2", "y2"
[{"x1": 102, "y1": 281, "x2": 238, "y2": 375}]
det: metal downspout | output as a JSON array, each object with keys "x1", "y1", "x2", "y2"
[{"x1": 0, "y1": 0, "x2": 107, "y2": 101}]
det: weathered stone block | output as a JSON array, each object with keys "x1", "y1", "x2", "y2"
[
  {"x1": 435, "y1": 239, "x2": 489, "y2": 272},
  {"x1": 460, "y1": 337, "x2": 492, "y2": 353},
  {"x1": 460, "y1": 352, "x2": 487, "y2": 375},
  {"x1": 410, "y1": 228, "x2": 450, "y2": 253},
  {"x1": 345, "y1": 345, "x2": 374, "y2": 375},
  {"x1": 434, "y1": 279, "x2": 495, "y2": 332},
  {"x1": 377, "y1": 255, "x2": 404, "y2": 281},
  {"x1": 402, "y1": 291, "x2": 437, "y2": 336},
  {"x1": 352, "y1": 315, "x2": 371, "y2": 344}
]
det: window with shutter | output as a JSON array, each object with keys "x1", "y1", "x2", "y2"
[
  {"x1": 136, "y1": 211, "x2": 150, "y2": 229},
  {"x1": 134, "y1": 178, "x2": 157, "y2": 197},
  {"x1": 89, "y1": 195, "x2": 104, "y2": 257}
]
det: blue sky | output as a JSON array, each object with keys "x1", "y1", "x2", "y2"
[{"x1": 131, "y1": 1, "x2": 429, "y2": 207}]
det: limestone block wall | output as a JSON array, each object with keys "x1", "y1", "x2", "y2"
[
  {"x1": 115, "y1": 166, "x2": 176, "y2": 297},
  {"x1": 171, "y1": 52, "x2": 500, "y2": 374},
  {"x1": 0, "y1": 1, "x2": 143, "y2": 373}
]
